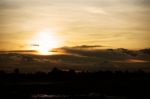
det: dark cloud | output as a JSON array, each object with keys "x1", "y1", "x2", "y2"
[
  {"x1": 0, "y1": 0, "x2": 53, "y2": 9},
  {"x1": 59, "y1": 47, "x2": 133, "y2": 59},
  {"x1": 0, "y1": 2, "x2": 26, "y2": 10},
  {"x1": 31, "y1": 44, "x2": 39, "y2": 47},
  {"x1": 0, "y1": 46, "x2": 150, "y2": 72},
  {"x1": 138, "y1": 0, "x2": 150, "y2": 5},
  {"x1": 71, "y1": 45, "x2": 104, "y2": 49}
]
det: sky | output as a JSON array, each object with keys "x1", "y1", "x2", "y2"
[{"x1": 0, "y1": 0, "x2": 150, "y2": 50}]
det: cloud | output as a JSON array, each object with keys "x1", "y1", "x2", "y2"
[
  {"x1": 0, "y1": 46, "x2": 150, "y2": 72},
  {"x1": 58, "y1": 47, "x2": 133, "y2": 59},
  {"x1": 71, "y1": 45, "x2": 104, "y2": 49},
  {"x1": 31, "y1": 44, "x2": 39, "y2": 47}
]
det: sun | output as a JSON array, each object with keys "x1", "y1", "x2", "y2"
[{"x1": 32, "y1": 30, "x2": 60, "y2": 55}]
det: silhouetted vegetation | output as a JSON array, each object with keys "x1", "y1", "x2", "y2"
[
  {"x1": 140, "y1": 48, "x2": 150, "y2": 55},
  {"x1": 0, "y1": 68, "x2": 150, "y2": 99}
]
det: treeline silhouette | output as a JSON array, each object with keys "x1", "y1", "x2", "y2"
[
  {"x1": 0, "y1": 68, "x2": 150, "y2": 99},
  {"x1": 0, "y1": 68, "x2": 150, "y2": 81}
]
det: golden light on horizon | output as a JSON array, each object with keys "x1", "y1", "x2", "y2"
[{"x1": 31, "y1": 30, "x2": 60, "y2": 55}]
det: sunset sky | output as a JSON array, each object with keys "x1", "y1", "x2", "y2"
[{"x1": 0, "y1": 0, "x2": 150, "y2": 51}]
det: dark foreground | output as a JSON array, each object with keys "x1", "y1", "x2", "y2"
[{"x1": 0, "y1": 68, "x2": 150, "y2": 99}]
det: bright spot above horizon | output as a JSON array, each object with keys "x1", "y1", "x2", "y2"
[{"x1": 32, "y1": 30, "x2": 60, "y2": 55}]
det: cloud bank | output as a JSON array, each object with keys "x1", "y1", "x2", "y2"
[{"x1": 0, "y1": 46, "x2": 150, "y2": 72}]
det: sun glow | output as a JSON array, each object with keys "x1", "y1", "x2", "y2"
[{"x1": 32, "y1": 30, "x2": 60, "y2": 55}]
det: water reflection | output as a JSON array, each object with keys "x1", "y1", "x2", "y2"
[
  {"x1": 32, "y1": 94, "x2": 68, "y2": 99},
  {"x1": 31, "y1": 94, "x2": 127, "y2": 99}
]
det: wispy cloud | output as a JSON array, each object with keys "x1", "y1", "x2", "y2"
[{"x1": 0, "y1": 0, "x2": 150, "y2": 50}]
